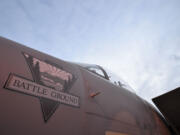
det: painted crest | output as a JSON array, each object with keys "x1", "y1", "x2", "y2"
[{"x1": 5, "y1": 53, "x2": 79, "y2": 122}]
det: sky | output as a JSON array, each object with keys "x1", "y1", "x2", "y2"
[{"x1": 0, "y1": 0, "x2": 180, "y2": 104}]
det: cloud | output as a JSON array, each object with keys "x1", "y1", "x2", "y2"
[{"x1": 0, "y1": 0, "x2": 180, "y2": 104}]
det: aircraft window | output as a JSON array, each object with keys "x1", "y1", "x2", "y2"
[
  {"x1": 104, "y1": 68, "x2": 135, "y2": 93},
  {"x1": 86, "y1": 67, "x2": 106, "y2": 79},
  {"x1": 76, "y1": 63, "x2": 135, "y2": 92},
  {"x1": 75, "y1": 63, "x2": 108, "y2": 79}
]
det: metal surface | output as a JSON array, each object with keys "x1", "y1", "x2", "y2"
[{"x1": 0, "y1": 36, "x2": 173, "y2": 135}]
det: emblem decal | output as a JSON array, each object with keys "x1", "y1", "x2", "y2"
[{"x1": 4, "y1": 53, "x2": 79, "y2": 122}]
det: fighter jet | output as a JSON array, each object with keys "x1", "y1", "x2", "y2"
[{"x1": 0, "y1": 37, "x2": 176, "y2": 135}]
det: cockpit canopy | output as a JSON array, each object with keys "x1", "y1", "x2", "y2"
[{"x1": 77, "y1": 63, "x2": 135, "y2": 93}]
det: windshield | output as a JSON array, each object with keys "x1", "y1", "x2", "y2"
[
  {"x1": 76, "y1": 62, "x2": 135, "y2": 93},
  {"x1": 104, "y1": 68, "x2": 136, "y2": 93}
]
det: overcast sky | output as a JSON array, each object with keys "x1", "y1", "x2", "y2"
[{"x1": 0, "y1": 0, "x2": 180, "y2": 104}]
